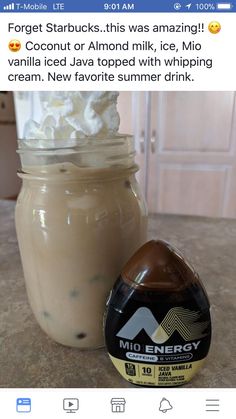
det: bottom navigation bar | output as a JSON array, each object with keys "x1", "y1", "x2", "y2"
[{"x1": 0, "y1": 388, "x2": 234, "y2": 419}]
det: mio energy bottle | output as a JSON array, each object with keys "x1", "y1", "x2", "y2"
[{"x1": 105, "y1": 240, "x2": 211, "y2": 387}]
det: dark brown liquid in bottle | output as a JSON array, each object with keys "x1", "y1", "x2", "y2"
[{"x1": 105, "y1": 240, "x2": 211, "y2": 387}]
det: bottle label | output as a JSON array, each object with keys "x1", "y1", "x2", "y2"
[
  {"x1": 107, "y1": 305, "x2": 211, "y2": 386},
  {"x1": 109, "y1": 356, "x2": 206, "y2": 386}
]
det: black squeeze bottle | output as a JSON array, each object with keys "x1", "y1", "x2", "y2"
[{"x1": 105, "y1": 240, "x2": 211, "y2": 387}]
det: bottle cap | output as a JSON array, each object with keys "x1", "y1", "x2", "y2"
[{"x1": 122, "y1": 240, "x2": 201, "y2": 292}]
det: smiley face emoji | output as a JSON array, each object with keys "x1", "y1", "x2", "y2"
[
  {"x1": 208, "y1": 21, "x2": 221, "y2": 34},
  {"x1": 8, "y1": 39, "x2": 21, "y2": 52}
]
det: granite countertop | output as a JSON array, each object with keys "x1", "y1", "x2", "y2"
[{"x1": 0, "y1": 199, "x2": 235, "y2": 388}]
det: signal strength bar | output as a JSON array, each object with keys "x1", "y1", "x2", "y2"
[{"x1": 3, "y1": 3, "x2": 15, "y2": 10}]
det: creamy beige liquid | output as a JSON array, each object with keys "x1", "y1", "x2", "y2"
[{"x1": 15, "y1": 163, "x2": 147, "y2": 348}]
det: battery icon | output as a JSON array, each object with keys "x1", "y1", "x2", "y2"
[{"x1": 216, "y1": 3, "x2": 233, "y2": 9}]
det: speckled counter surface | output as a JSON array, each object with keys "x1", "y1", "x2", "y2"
[{"x1": 0, "y1": 199, "x2": 235, "y2": 388}]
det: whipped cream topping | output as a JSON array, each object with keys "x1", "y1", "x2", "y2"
[{"x1": 23, "y1": 91, "x2": 120, "y2": 141}]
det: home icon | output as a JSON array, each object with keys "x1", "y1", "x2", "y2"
[{"x1": 111, "y1": 398, "x2": 126, "y2": 413}]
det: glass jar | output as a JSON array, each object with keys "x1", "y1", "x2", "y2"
[{"x1": 15, "y1": 136, "x2": 147, "y2": 349}]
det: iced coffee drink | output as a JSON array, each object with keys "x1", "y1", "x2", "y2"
[{"x1": 15, "y1": 92, "x2": 147, "y2": 348}]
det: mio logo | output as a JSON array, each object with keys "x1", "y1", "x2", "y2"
[{"x1": 116, "y1": 307, "x2": 209, "y2": 344}]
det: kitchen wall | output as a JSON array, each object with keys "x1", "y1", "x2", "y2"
[
  {"x1": 2, "y1": 91, "x2": 235, "y2": 219},
  {"x1": 0, "y1": 92, "x2": 21, "y2": 199}
]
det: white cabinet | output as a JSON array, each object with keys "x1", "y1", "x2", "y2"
[{"x1": 133, "y1": 91, "x2": 236, "y2": 218}]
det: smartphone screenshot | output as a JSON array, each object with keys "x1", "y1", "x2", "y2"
[{"x1": 0, "y1": 1, "x2": 235, "y2": 418}]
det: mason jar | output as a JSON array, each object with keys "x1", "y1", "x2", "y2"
[{"x1": 15, "y1": 136, "x2": 147, "y2": 349}]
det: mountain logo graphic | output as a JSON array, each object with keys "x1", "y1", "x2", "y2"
[{"x1": 116, "y1": 307, "x2": 209, "y2": 343}]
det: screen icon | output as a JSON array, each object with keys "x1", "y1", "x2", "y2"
[
  {"x1": 159, "y1": 398, "x2": 173, "y2": 413},
  {"x1": 174, "y1": 3, "x2": 182, "y2": 10},
  {"x1": 111, "y1": 398, "x2": 126, "y2": 413},
  {"x1": 63, "y1": 398, "x2": 79, "y2": 413},
  {"x1": 216, "y1": 3, "x2": 233, "y2": 9},
  {"x1": 16, "y1": 398, "x2": 31, "y2": 413},
  {"x1": 205, "y1": 399, "x2": 220, "y2": 412}
]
